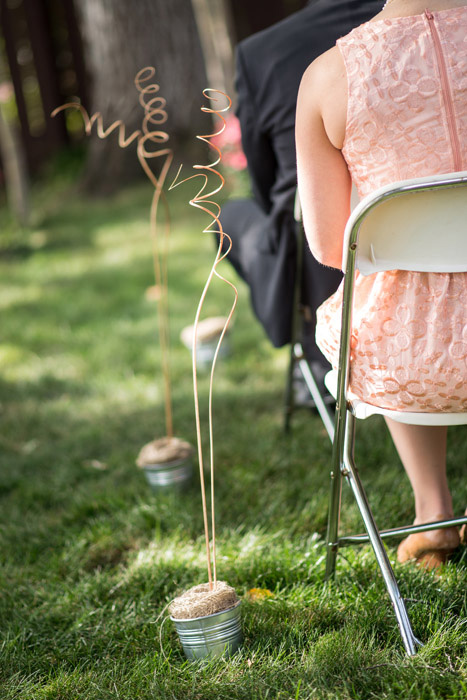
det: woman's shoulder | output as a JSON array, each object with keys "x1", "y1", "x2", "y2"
[
  {"x1": 298, "y1": 46, "x2": 347, "y2": 149},
  {"x1": 301, "y1": 46, "x2": 344, "y2": 100}
]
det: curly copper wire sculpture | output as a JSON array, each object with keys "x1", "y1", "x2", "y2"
[
  {"x1": 170, "y1": 90, "x2": 238, "y2": 589},
  {"x1": 52, "y1": 67, "x2": 175, "y2": 439}
]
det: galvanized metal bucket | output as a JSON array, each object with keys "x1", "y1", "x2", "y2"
[
  {"x1": 195, "y1": 338, "x2": 231, "y2": 371},
  {"x1": 142, "y1": 456, "x2": 193, "y2": 489},
  {"x1": 171, "y1": 600, "x2": 242, "y2": 660}
]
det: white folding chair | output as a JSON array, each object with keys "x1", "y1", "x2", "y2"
[{"x1": 323, "y1": 171, "x2": 467, "y2": 656}]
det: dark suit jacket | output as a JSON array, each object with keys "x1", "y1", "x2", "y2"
[{"x1": 235, "y1": 0, "x2": 381, "y2": 347}]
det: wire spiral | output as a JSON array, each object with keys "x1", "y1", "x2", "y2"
[
  {"x1": 170, "y1": 90, "x2": 238, "y2": 589},
  {"x1": 52, "y1": 67, "x2": 175, "y2": 439}
]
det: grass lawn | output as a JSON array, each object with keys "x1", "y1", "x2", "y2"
[{"x1": 1, "y1": 162, "x2": 467, "y2": 699}]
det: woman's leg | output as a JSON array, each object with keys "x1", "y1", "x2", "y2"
[
  {"x1": 384, "y1": 420, "x2": 459, "y2": 567},
  {"x1": 385, "y1": 421, "x2": 452, "y2": 521}
]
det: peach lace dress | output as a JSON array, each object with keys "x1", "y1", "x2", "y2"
[{"x1": 316, "y1": 6, "x2": 467, "y2": 412}]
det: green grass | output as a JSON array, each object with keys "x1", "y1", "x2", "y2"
[{"x1": 1, "y1": 165, "x2": 467, "y2": 699}]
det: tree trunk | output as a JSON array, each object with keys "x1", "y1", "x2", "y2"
[
  {"x1": 0, "y1": 102, "x2": 30, "y2": 226},
  {"x1": 76, "y1": 0, "x2": 209, "y2": 194},
  {"x1": 0, "y1": 43, "x2": 29, "y2": 227},
  {"x1": 191, "y1": 0, "x2": 236, "y2": 102}
]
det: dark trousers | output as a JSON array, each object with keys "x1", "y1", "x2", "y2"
[{"x1": 219, "y1": 198, "x2": 342, "y2": 369}]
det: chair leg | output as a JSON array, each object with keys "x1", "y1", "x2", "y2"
[
  {"x1": 284, "y1": 217, "x2": 305, "y2": 434},
  {"x1": 324, "y1": 455, "x2": 343, "y2": 580},
  {"x1": 343, "y1": 414, "x2": 420, "y2": 656},
  {"x1": 325, "y1": 388, "x2": 346, "y2": 579},
  {"x1": 296, "y1": 345, "x2": 335, "y2": 442},
  {"x1": 284, "y1": 341, "x2": 297, "y2": 434}
]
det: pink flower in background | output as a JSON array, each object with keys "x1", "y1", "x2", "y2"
[
  {"x1": 221, "y1": 113, "x2": 242, "y2": 144},
  {"x1": 0, "y1": 81, "x2": 14, "y2": 104},
  {"x1": 223, "y1": 149, "x2": 248, "y2": 170},
  {"x1": 211, "y1": 114, "x2": 247, "y2": 171}
]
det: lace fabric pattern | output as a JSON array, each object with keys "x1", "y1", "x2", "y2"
[{"x1": 316, "y1": 7, "x2": 467, "y2": 411}]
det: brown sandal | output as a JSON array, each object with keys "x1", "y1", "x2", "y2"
[
  {"x1": 460, "y1": 517, "x2": 467, "y2": 546},
  {"x1": 397, "y1": 526, "x2": 460, "y2": 571}
]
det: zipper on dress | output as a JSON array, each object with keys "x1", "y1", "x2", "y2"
[{"x1": 425, "y1": 9, "x2": 462, "y2": 171}]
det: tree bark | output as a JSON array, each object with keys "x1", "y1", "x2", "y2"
[
  {"x1": 0, "y1": 102, "x2": 30, "y2": 226},
  {"x1": 76, "y1": 0, "x2": 209, "y2": 194},
  {"x1": 191, "y1": 0, "x2": 236, "y2": 102},
  {"x1": 0, "y1": 44, "x2": 29, "y2": 227}
]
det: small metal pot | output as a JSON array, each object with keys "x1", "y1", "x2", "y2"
[
  {"x1": 142, "y1": 456, "x2": 193, "y2": 489},
  {"x1": 195, "y1": 338, "x2": 231, "y2": 371},
  {"x1": 171, "y1": 600, "x2": 242, "y2": 660}
]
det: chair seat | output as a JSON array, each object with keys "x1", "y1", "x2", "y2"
[{"x1": 324, "y1": 370, "x2": 467, "y2": 426}]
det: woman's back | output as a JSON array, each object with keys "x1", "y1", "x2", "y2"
[{"x1": 338, "y1": 6, "x2": 467, "y2": 197}]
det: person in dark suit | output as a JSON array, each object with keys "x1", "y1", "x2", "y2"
[{"x1": 220, "y1": 0, "x2": 381, "y2": 386}]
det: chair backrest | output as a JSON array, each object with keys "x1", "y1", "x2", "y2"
[{"x1": 342, "y1": 171, "x2": 467, "y2": 276}]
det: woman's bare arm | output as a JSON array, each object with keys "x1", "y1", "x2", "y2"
[{"x1": 296, "y1": 48, "x2": 351, "y2": 270}]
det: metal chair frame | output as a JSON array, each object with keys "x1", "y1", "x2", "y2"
[
  {"x1": 316, "y1": 172, "x2": 467, "y2": 656},
  {"x1": 284, "y1": 199, "x2": 335, "y2": 438}
]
